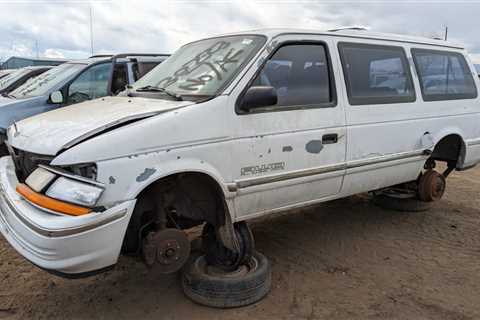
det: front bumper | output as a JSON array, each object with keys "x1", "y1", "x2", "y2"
[{"x1": 0, "y1": 156, "x2": 136, "y2": 276}]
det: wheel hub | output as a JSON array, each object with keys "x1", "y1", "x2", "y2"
[
  {"x1": 419, "y1": 170, "x2": 446, "y2": 202},
  {"x1": 142, "y1": 228, "x2": 191, "y2": 273}
]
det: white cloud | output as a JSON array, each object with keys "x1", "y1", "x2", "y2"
[
  {"x1": 43, "y1": 48, "x2": 65, "y2": 58},
  {"x1": 0, "y1": 0, "x2": 480, "y2": 64}
]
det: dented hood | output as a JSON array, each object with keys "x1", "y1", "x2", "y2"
[{"x1": 9, "y1": 96, "x2": 193, "y2": 155}]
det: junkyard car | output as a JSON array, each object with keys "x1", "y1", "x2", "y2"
[
  {"x1": 1, "y1": 29, "x2": 480, "y2": 307},
  {"x1": 0, "y1": 54, "x2": 169, "y2": 155},
  {"x1": 0, "y1": 66, "x2": 52, "y2": 96},
  {"x1": 0, "y1": 69, "x2": 14, "y2": 80}
]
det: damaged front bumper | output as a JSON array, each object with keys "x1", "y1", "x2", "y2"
[{"x1": 0, "y1": 156, "x2": 136, "y2": 277}]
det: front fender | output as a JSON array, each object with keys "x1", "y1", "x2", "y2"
[{"x1": 127, "y1": 157, "x2": 232, "y2": 200}]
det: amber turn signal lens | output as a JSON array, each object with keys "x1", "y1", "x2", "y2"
[{"x1": 16, "y1": 183, "x2": 92, "y2": 216}]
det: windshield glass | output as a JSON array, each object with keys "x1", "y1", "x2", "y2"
[
  {"x1": 10, "y1": 63, "x2": 85, "y2": 99},
  {"x1": 0, "y1": 68, "x2": 31, "y2": 90},
  {"x1": 132, "y1": 35, "x2": 266, "y2": 97}
]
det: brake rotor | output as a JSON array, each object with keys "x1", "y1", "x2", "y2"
[
  {"x1": 418, "y1": 170, "x2": 446, "y2": 202},
  {"x1": 142, "y1": 228, "x2": 191, "y2": 274}
]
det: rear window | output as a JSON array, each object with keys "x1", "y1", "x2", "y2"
[
  {"x1": 338, "y1": 42, "x2": 416, "y2": 105},
  {"x1": 412, "y1": 49, "x2": 477, "y2": 101}
]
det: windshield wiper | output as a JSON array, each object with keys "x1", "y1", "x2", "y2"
[
  {"x1": 1, "y1": 92, "x2": 14, "y2": 99},
  {"x1": 136, "y1": 85, "x2": 183, "y2": 101}
]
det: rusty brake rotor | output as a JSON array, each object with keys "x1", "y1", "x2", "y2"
[{"x1": 142, "y1": 228, "x2": 191, "y2": 274}]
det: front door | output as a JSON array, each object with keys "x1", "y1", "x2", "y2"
[{"x1": 229, "y1": 36, "x2": 347, "y2": 219}]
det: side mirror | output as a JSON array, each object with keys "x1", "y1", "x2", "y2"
[
  {"x1": 49, "y1": 91, "x2": 64, "y2": 104},
  {"x1": 240, "y1": 86, "x2": 277, "y2": 112}
]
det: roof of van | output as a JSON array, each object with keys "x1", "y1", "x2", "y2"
[
  {"x1": 65, "y1": 54, "x2": 170, "y2": 66},
  {"x1": 218, "y1": 28, "x2": 464, "y2": 50}
]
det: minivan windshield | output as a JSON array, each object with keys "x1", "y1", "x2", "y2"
[
  {"x1": 0, "y1": 68, "x2": 31, "y2": 90},
  {"x1": 132, "y1": 35, "x2": 266, "y2": 98},
  {"x1": 10, "y1": 63, "x2": 85, "y2": 99}
]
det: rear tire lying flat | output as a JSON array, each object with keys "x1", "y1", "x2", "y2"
[
  {"x1": 373, "y1": 194, "x2": 432, "y2": 212},
  {"x1": 181, "y1": 251, "x2": 271, "y2": 308}
]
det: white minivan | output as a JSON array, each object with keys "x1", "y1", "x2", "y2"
[{"x1": 1, "y1": 28, "x2": 480, "y2": 307}]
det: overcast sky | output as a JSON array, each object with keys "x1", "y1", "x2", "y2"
[{"x1": 1, "y1": 0, "x2": 480, "y2": 63}]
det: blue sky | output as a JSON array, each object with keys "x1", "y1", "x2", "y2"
[{"x1": 1, "y1": 0, "x2": 480, "y2": 63}]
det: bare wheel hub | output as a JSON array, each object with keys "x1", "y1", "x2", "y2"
[
  {"x1": 142, "y1": 228, "x2": 191, "y2": 273},
  {"x1": 418, "y1": 170, "x2": 446, "y2": 202}
]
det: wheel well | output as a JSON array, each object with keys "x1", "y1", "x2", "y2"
[
  {"x1": 430, "y1": 134, "x2": 465, "y2": 168},
  {"x1": 122, "y1": 172, "x2": 229, "y2": 255}
]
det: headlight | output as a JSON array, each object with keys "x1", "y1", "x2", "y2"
[{"x1": 46, "y1": 176, "x2": 104, "y2": 207}]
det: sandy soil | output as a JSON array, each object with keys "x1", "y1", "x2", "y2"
[{"x1": 1, "y1": 167, "x2": 480, "y2": 320}]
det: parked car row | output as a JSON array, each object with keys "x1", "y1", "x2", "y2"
[
  {"x1": 0, "y1": 28, "x2": 480, "y2": 308},
  {"x1": 0, "y1": 53, "x2": 169, "y2": 155},
  {"x1": 0, "y1": 66, "x2": 52, "y2": 96},
  {"x1": 0, "y1": 69, "x2": 14, "y2": 79}
]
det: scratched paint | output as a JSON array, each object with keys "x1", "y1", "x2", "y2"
[
  {"x1": 136, "y1": 168, "x2": 156, "y2": 182},
  {"x1": 305, "y1": 140, "x2": 323, "y2": 154}
]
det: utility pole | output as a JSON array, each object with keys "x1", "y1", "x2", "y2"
[
  {"x1": 35, "y1": 40, "x2": 39, "y2": 58},
  {"x1": 89, "y1": 4, "x2": 94, "y2": 56}
]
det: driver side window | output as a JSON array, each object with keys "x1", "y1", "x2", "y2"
[
  {"x1": 68, "y1": 63, "x2": 112, "y2": 104},
  {"x1": 252, "y1": 43, "x2": 334, "y2": 109}
]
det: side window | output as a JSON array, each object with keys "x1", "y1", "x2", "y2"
[
  {"x1": 250, "y1": 43, "x2": 334, "y2": 109},
  {"x1": 338, "y1": 42, "x2": 416, "y2": 105},
  {"x1": 133, "y1": 61, "x2": 162, "y2": 81},
  {"x1": 68, "y1": 63, "x2": 112, "y2": 104},
  {"x1": 411, "y1": 49, "x2": 477, "y2": 101}
]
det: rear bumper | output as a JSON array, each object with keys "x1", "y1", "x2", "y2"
[{"x1": 0, "y1": 156, "x2": 136, "y2": 276}]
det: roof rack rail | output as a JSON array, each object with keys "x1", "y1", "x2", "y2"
[
  {"x1": 328, "y1": 26, "x2": 368, "y2": 32},
  {"x1": 89, "y1": 54, "x2": 114, "y2": 58},
  {"x1": 112, "y1": 53, "x2": 170, "y2": 60}
]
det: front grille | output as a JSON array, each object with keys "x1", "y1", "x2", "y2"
[{"x1": 9, "y1": 147, "x2": 54, "y2": 182}]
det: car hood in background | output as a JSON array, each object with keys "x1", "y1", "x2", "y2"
[
  {"x1": 9, "y1": 96, "x2": 194, "y2": 155},
  {"x1": 0, "y1": 95, "x2": 46, "y2": 129}
]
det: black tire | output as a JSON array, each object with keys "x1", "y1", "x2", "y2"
[
  {"x1": 373, "y1": 194, "x2": 432, "y2": 212},
  {"x1": 181, "y1": 251, "x2": 271, "y2": 308}
]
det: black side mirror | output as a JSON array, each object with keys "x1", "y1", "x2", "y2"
[{"x1": 240, "y1": 86, "x2": 277, "y2": 112}]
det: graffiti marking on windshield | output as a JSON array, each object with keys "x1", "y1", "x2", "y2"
[{"x1": 158, "y1": 40, "x2": 246, "y2": 92}]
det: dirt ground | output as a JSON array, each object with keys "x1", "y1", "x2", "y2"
[{"x1": 1, "y1": 167, "x2": 480, "y2": 320}]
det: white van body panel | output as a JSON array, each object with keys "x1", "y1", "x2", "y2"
[{"x1": 3, "y1": 29, "x2": 480, "y2": 275}]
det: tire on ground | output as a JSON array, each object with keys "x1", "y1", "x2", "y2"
[
  {"x1": 372, "y1": 194, "x2": 433, "y2": 212},
  {"x1": 181, "y1": 251, "x2": 271, "y2": 308}
]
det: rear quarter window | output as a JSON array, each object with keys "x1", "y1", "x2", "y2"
[
  {"x1": 338, "y1": 42, "x2": 416, "y2": 105},
  {"x1": 411, "y1": 49, "x2": 477, "y2": 101}
]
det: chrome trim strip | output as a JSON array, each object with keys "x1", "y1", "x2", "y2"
[
  {"x1": 346, "y1": 149, "x2": 426, "y2": 169},
  {"x1": 236, "y1": 163, "x2": 346, "y2": 189},
  {"x1": 467, "y1": 138, "x2": 480, "y2": 146},
  {"x1": 0, "y1": 184, "x2": 127, "y2": 238},
  {"x1": 234, "y1": 149, "x2": 428, "y2": 189}
]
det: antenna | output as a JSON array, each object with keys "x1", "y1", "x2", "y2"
[
  {"x1": 444, "y1": 25, "x2": 448, "y2": 41},
  {"x1": 89, "y1": 5, "x2": 94, "y2": 56}
]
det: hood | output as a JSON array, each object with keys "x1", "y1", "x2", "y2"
[
  {"x1": 0, "y1": 95, "x2": 18, "y2": 107},
  {"x1": 9, "y1": 96, "x2": 193, "y2": 155},
  {"x1": 0, "y1": 95, "x2": 46, "y2": 129}
]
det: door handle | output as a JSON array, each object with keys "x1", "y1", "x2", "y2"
[{"x1": 322, "y1": 133, "x2": 338, "y2": 144}]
